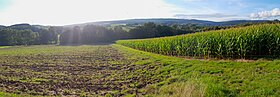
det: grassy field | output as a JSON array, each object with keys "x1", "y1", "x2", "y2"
[{"x1": 0, "y1": 45, "x2": 279, "y2": 97}]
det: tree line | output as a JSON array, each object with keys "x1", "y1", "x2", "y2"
[
  {"x1": 1, "y1": 20, "x2": 279, "y2": 46},
  {"x1": 0, "y1": 24, "x2": 62, "y2": 46},
  {"x1": 59, "y1": 22, "x2": 194, "y2": 45}
]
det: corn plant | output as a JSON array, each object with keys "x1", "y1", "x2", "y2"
[{"x1": 117, "y1": 24, "x2": 280, "y2": 59}]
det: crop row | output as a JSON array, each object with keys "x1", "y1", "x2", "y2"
[{"x1": 117, "y1": 24, "x2": 280, "y2": 59}]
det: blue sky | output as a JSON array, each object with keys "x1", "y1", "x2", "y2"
[
  {"x1": 0, "y1": 0, "x2": 279, "y2": 25},
  {"x1": 0, "y1": 0, "x2": 12, "y2": 10},
  {"x1": 165, "y1": 0, "x2": 280, "y2": 20}
]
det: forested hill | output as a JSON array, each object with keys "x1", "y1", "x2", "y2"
[
  {"x1": 0, "y1": 24, "x2": 62, "y2": 46},
  {"x1": 67, "y1": 18, "x2": 268, "y2": 27},
  {"x1": 0, "y1": 25, "x2": 5, "y2": 29}
]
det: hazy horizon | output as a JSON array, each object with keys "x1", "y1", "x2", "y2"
[{"x1": 0, "y1": 0, "x2": 280, "y2": 26}]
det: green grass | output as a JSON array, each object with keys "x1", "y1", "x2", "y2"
[
  {"x1": 0, "y1": 45, "x2": 99, "y2": 55},
  {"x1": 0, "y1": 92, "x2": 18, "y2": 97},
  {"x1": 0, "y1": 46, "x2": 10, "y2": 49},
  {"x1": 0, "y1": 92, "x2": 42, "y2": 97},
  {"x1": 117, "y1": 24, "x2": 280, "y2": 59},
  {"x1": 114, "y1": 44, "x2": 280, "y2": 96},
  {"x1": 0, "y1": 45, "x2": 279, "y2": 96}
]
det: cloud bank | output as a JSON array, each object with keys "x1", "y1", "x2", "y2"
[
  {"x1": 174, "y1": 13, "x2": 245, "y2": 21},
  {"x1": 250, "y1": 8, "x2": 280, "y2": 19}
]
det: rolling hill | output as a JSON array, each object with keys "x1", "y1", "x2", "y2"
[{"x1": 66, "y1": 18, "x2": 268, "y2": 27}]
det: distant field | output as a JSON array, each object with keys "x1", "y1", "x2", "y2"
[{"x1": 0, "y1": 45, "x2": 279, "y2": 96}]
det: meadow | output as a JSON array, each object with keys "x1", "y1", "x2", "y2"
[{"x1": 0, "y1": 45, "x2": 279, "y2": 97}]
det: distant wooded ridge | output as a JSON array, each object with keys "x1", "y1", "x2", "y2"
[
  {"x1": 66, "y1": 18, "x2": 268, "y2": 27},
  {"x1": 0, "y1": 18, "x2": 278, "y2": 46}
]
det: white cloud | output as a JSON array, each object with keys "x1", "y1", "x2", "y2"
[
  {"x1": 174, "y1": 13, "x2": 246, "y2": 21},
  {"x1": 0, "y1": 0, "x2": 179, "y2": 26},
  {"x1": 250, "y1": 8, "x2": 280, "y2": 19}
]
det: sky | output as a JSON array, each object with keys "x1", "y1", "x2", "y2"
[{"x1": 0, "y1": 0, "x2": 280, "y2": 26}]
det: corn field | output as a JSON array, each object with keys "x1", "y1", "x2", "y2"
[{"x1": 117, "y1": 24, "x2": 280, "y2": 59}]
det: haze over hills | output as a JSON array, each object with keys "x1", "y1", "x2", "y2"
[
  {"x1": 0, "y1": 18, "x2": 269, "y2": 27},
  {"x1": 66, "y1": 18, "x2": 268, "y2": 27}
]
